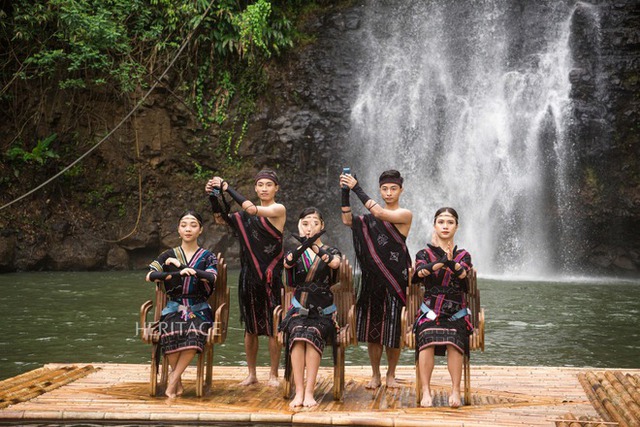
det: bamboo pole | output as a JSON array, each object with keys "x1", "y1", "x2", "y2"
[
  {"x1": 600, "y1": 375, "x2": 637, "y2": 427},
  {"x1": 615, "y1": 372, "x2": 640, "y2": 408},
  {"x1": 0, "y1": 366, "x2": 84, "y2": 398},
  {"x1": 563, "y1": 412, "x2": 580, "y2": 427},
  {"x1": 605, "y1": 371, "x2": 640, "y2": 422},
  {"x1": 585, "y1": 371, "x2": 629, "y2": 427},
  {"x1": 0, "y1": 367, "x2": 50, "y2": 392},
  {"x1": 0, "y1": 365, "x2": 95, "y2": 409},
  {"x1": 579, "y1": 373, "x2": 612, "y2": 422}
]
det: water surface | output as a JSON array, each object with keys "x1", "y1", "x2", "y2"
[{"x1": 0, "y1": 271, "x2": 638, "y2": 381}]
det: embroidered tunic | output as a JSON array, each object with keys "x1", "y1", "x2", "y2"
[
  {"x1": 149, "y1": 247, "x2": 218, "y2": 354},
  {"x1": 352, "y1": 214, "x2": 411, "y2": 349},
  {"x1": 413, "y1": 245, "x2": 473, "y2": 357}
]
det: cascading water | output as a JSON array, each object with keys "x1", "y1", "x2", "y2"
[{"x1": 348, "y1": 0, "x2": 599, "y2": 278}]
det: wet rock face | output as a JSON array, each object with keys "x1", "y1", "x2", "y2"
[
  {"x1": 1, "y1": 1, "x2": 638, "y2": 275},
  {"x1": 0, "y1": 233, "x2": 16, "y2": 273},
  {"x1": 568, "y1": 0, "x2": 640, "y2": 274}
]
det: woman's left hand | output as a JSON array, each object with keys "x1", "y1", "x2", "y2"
[{"x1": 180, "y1": 267, "x2": 196, "y2": 276}]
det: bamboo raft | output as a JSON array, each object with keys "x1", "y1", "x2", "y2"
[{"x1": 1, "y1": 364, "x2": 639, "y2": 426}]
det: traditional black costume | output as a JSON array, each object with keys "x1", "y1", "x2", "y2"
[
  {"x1": 210, "y1": 183, "x2": 284, "y2": 337},
  {"x1": 231, "y1": 211, "x2": 284, "y2": 336},
  {"x1": 352, "y1": 214, "x2": 410, "y2": 348},
  {"x1": 413, "y1": 245, "x2": 473, "y2": 357},
  {"x1": 279, "y1": 245, "x2": 341, "y2": 378}
]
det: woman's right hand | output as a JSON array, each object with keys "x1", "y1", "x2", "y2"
[
  {"x1": 297, "y1": 219, "x2": 306, "y2": 238},
  {"x1": 165, "y1": 257, "x2": 181, "y2": 268}
]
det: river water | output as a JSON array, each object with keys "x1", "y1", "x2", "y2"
[{"x1": 0, "y1": 270, "x2": 638, "y2": 381}]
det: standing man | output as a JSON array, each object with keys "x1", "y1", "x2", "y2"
[
  {"x1": 206, "y1": 169, "x2": 285, "y2": 387},
  {"x1": 339, "y1": 170, "x2": 412, "y2": 388}
]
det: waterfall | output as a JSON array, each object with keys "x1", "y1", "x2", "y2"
[{"x1": 348, "y1": 0, "x2": 598, "y2": 278}]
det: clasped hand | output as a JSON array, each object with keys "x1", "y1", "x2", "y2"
[
  {"x1": 205, "y1": 176, "x2": 228, "y2": 193},
  {"x1": 339, "y1": 173, "x2": 357, "y2": 189},
  {"x1": 163, "y1": 257, "x2": 196, "y2": 278}
]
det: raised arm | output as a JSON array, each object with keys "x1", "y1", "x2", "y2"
[
  {"x1": 339, "y1": 175, "x2": 353, "y2": 227},
  {"x1": 339, "y1": 174, "x2": 412, "y2": 226}
]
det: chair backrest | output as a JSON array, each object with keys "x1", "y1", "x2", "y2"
[
  {"x1": 331, "y1": 257, "x2": 355, "y2": 328},
  {"x1": 404, "y1": 267, "x2": 422, "y2": 350},
  {"x1": 208, "y1": 253, "x2": 229, "y2": 341},
  {"x1": 464, "y1": 268, "x2": 484, "y2": 351},
  {"x1": 464, "y1": 268, "x2": 480, "y2": 329},
  {"x1": 153, "y1": 283, "x2": 167, "y2": 323},
  {"x1": 281, "y1": 283, "x2": 294, "y2": 317},
  {"x1": 208, "y1": 253, "x2": 227, "y2": 312}
]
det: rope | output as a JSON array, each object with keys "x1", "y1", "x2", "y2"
[
  {"x1": 0, "y1": 0, "x2": 217, "y2": 212},
  {"x1": 100, "y1": 114, "x2": 143, "y2": 243}
]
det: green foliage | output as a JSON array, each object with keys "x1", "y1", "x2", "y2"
[
  {"x1": 6, "y1": 134, "x2": 60, "y2": 165},
  {"x1": 85, "y1": 184, "x2": 115, "y2": 208},
  {"x1": 193, "y1": 161, "x2": 213, "y2": 181},
  {"x1": 1, "y1": 1, "x2": 313, "y2": 183},
  {"x1": 5, "y1": 1, "x2": 298, "y2": 92},
  {"x1": 235, "y1": 0, "x2": 273, "y2": 59}
]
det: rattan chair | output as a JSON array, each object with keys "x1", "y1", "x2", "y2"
[
  {"x1": 400, "y1": 267, "x2": 485, "y2": 405},
  {"x1": 139, "y1": 253, "x2": 229, "y2": 397}
]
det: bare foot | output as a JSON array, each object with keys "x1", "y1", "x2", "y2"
[
  {"x1": 365, "y1": 374, "x2": 382, "y2": 389},
  {"x1": 176, "y1": 378, "x2": 184, "y2": 396},
  {"x1": 165, "y1": 373, "x2": 178, "y2": 398},
  {"x1": 267, "y1": 375, "x2": 280, "y2": 388},
  {"x1": 303, "y1": 395, "x2": 318, "y2": 407},
  {"x1": 239, "y1": 374, "x2": 258, "y2": 386},
  {"x1": 289, "y1": 393, "x2": 304, "y2": 408},
  {"x1": 386, "y1": 374, "x2": 400, "y2": 388},
  {"x1": 449, "y1": 390, "x2": 461, "y2": 408},
  {"x1": 420, "y1": 388, "x2": 433, "y2": 407}
]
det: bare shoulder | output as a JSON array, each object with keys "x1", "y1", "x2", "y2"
[
  {"x1": 272, "y1": 202, "x2": 286, "y2": 216},
  {"x1": 396, "y1": 207, "x2": 413, "y2": 222}
]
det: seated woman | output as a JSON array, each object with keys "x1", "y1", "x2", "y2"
[
  {"x1": 412, "y1": 207, "x2": 472, "y2": 408},
  {"x1": 145, "y1": 210, "x2": 217, "y2": 398},
  {"x1": 280, "y1": 207, "x2": 341, "y2": 408}
]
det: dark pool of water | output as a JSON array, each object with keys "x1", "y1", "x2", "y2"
[{"x1": 1, "y1": 271, "x2": 638, "y2": 381}]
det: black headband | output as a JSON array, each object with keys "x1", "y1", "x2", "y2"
[
  {"x1": 379, "y1": 177, "x2": 403, "y2": 187},
  {"x1": 254, "y1": 170, "x2": 279, "y2": 186}
]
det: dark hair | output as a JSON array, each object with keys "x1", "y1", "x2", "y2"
[
  {"x1": 179, "y1": 210, "x2": 203, "y2": 226},
  {"x1": 299, "y1": 206, "x2": 324, "y2": 222},
  {"x1": 379, "y1": 169, "x2": 404, "y2": 187},
  {"x1": 433, "y1": 207, "x2": 459, "y2": 224}
]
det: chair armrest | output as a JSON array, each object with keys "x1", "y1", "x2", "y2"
[
  {"x1": 479, "y1": 308, "x2": 485, "y2": 351},
  {"x1": 211, "y1": 302, "x2": 228, "y2": 343},
  {"x1": 347, "y1": 305, "x2": 357, "y2": 346},
  {"x1": 272, "y1": 305, "x2": 283, "y2": 339},
  {"x1": 139, "y1": 300, "x2": 153, "y2": 342},
  {"x1": 400, "y1": 306, "x2": 408, "y2": 350}
]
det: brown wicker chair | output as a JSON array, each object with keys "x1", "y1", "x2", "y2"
[
  {"x1": 400, "y1": 267, "x2": 485, "y2": 405},
  {"x1": 139, "y1": 253, "x2": 229, "y2": 397},
  {"x1": 273, "y1": 257, "x2": 356, "y2": 401}
]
